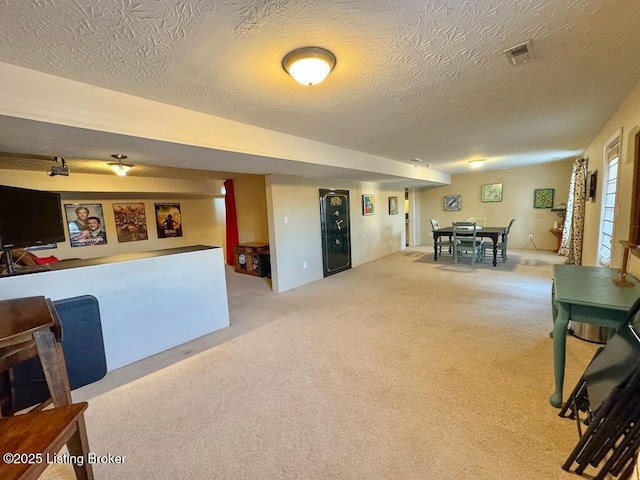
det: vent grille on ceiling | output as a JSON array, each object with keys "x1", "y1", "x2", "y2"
[{"x1": 503, "y1": 40, "x2": 534, "y2": 65}]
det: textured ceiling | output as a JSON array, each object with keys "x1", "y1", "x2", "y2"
[{"x1": 0, "y1": 0, "x2": 639, "y2": 178}]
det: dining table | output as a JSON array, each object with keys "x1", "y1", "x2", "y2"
[{"x1": 433, "y1": 226, "x2": 508, "y2": 267}]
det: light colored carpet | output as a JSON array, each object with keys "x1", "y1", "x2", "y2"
[{"x1": 41, "y1": 248, "x2": 601, "y2": 479}]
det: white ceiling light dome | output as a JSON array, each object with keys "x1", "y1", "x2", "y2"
[{"x1": 283, "y1": 47, "x2": 336, "y2": 86}]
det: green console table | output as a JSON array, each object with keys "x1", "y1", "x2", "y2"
[{"x1": 550, "y1": 265, "x2": 640, "y2": 407}]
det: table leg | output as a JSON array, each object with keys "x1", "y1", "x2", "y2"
[
  {"x1": 549, "y1": 282, "x2": 557, "y2": 338},
  {"x1": 492, "y1": 237, "x2": 498, "y2": 267},
  {"x1": 433, "y1": 233, "x2": 438, "y2": 261},
  {"x1": 550, "y1": 302, "x2": 570, "y2": 407}
]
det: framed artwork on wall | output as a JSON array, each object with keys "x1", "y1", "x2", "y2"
[
  {"x1": 362, "y1": 194, "x2": 374, "y2": 216},
  {"x1": 113, "y1": 203, "x2": 149, "y2": 242},
  {"x1": 481, "y1": 183, "x2": 503, "y2": 202},
  {"x1": 388, "y1": 196, "x2": 399, "y2": 215},
  {"x1": 64, "y1": 203, "x2": 107, "y2": 247},
  {"x1": 444, "y1": 194, "x2": 461, "y2": 211},
  {"x1": 155, "y1": 203, "x2": 183, "y2": 238},
  {"x1": 533, "y1": 188, "x2": 555, "y2": 208}
]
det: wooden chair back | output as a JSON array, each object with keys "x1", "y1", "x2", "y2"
[{"x1": 0, "y1": 296, "x2": 94, "y2": 479}]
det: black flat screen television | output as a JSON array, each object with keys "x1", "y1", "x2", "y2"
[{"x1": 0, "y1": 185, "x2": 65, "y2": 248}]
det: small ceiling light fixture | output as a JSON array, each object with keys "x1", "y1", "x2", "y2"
[
  {"x1": 108, "y1": 154, "x2": 133, "y2": 176},
  {"x1": 282, "y1": 47, "x2": 336, "y2": 86},
  {"x1": 468, "y1": 159, "x2": 486, "y2": 168}
]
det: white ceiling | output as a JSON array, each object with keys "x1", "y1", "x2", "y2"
[{"x1": 0, "y1": 0, "x2": 639, "y2": 182}]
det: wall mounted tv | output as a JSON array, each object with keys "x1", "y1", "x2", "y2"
[{"x1": 0, "y1": 185, "x2": 65, "y2": 248}]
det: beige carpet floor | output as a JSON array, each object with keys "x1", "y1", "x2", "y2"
[{"x1": 40, "y1": 247, "x2": 602, "y2": 479}]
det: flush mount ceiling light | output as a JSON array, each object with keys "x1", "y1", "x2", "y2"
[
  {"x1": 108, "y1": 154, "x2": 133, "y2": 176},
  {"x1": 468, "y1": 159, "x2": 486, "y2": 168},
  {"x1": 282, "y1": 47, "x2": 336, "y2": 86}
]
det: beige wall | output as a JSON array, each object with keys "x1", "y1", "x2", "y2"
[
  {"x1": 581, "y1": 80, "x2": 640, "y2": 267},
  {"x1": 266, "y1": 174, "x2": 405, "y2": 293},
  {"x1": 35, "y1": 196, "x2": 225, "y2": 261},
  {"x1": 233, "y1": 175, "x2": 269, "y2": 244},
  {"x1": 419, "y1": 160, "x2": 573, "y2": 251},
  {"x1": 1, "y1": 169, "x2": 226, "y2": 261}
]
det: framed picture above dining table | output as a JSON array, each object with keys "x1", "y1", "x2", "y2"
[{"x1": 481, "y1": 183, "x2": 502, "y2": 202}]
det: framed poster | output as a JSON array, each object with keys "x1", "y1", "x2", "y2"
[
  {"x1": 362, "y1": 194, "x2": 374, "y2": 216},
  {"x1": 64, "y1": 203, "x2": 107, "y2": 247},
  {"x1": 533, "y1": 188, "x2": 554, "y2": 208},
  {"x1": 113, "y1": 203, "x2": 149, "y2": 242},
  {"x1": 481, "y1": 183, "x2": 502, "y2": 203},
  {"x1": 388, "y1": 196, "x2": 399, "y2": 215},
  {"x1": 155, "y1": 203, "x2": 183, "y2": 238},
  {"x1": 444, "y1": 194, "x2": 461, "y2": 211}
]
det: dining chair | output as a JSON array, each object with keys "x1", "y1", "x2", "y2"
[
  {"x1": 452, "y1": 221, "x2": 484, "y2": 265},
  {"x1": 431, "y1": 219, "x2": 454, "y2": 257},
  {"x1": 429, "y1": 218, "x2": 453, "y2": 256},
  {"x1": 484, "y1": 218, "x2": 516, "y2": 262},
  {"x1": 0, "y1": 296, "x2": 94, "y2": 479},
  {"x1": 0, "y1": 402, "x2": 92, "y2": 480},
  {"x1": 466, "y1": 217, "x2": 486, "y2": 227}
]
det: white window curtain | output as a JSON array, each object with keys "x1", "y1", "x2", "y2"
[{"x1": 558, "y1": 158, "x2": 587, "y2": 264}]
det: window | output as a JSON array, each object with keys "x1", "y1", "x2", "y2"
[
  {"x1": 632, "y1": 133, "x2": 640, "y2": 247},
  {"x1": 598, "y1": 134, "x2": 620, "y2": 266}
]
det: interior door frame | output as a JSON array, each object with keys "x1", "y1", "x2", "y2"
[{"x1": 405, "y1": 187, "x2": 420, "y2": 247}]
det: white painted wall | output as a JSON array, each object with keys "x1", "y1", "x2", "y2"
[
  {"x1": 419, "y1": 160, "x2": 573, "y2": 251},
  {"x1": 266, "y1": 174, "x2": 405, "y2": 293},
  {"x1": 0, "y1": 247, "x2": 229, "y2": 370}
]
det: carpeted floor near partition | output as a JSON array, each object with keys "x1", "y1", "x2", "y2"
[{"x1": 41, "y1": 248, "x2": 601, "y2": 479}]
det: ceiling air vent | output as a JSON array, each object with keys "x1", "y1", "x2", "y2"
[{"x1": 503, "y1": 40, "x2": 534, "y2": 65}]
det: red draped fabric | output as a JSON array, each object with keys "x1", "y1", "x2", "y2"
[{"x1": 224, "y1": 179, "x2": 239, "y2": 266}]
